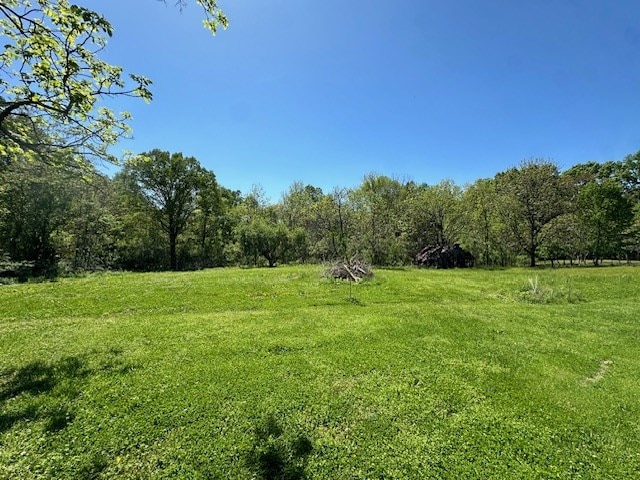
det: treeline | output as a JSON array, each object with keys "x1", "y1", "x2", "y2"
[{"x1": 1, "y1": 150, "x2": 639, "y2": 276}]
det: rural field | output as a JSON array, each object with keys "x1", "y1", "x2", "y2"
[{"x1": 1, "y1": 266, "x2": 639, "y2": 479}]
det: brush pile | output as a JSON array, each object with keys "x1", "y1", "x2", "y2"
[
  {"x1": 415, "y1": 244, "x2": 474, "y2": 269},
  {"x1": 326, "y1": 257, "x2": 373, "y2": 282}
]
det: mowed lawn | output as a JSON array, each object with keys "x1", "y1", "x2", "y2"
[{"x1": 1, "y1": 266, "x2": 639, "y2": 479}]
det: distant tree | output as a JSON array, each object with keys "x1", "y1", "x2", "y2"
[
  {"x1": 280, "y1": 182, "x2": 322, "y2": 230},
  {"x1": 350, "y1": 175, "x2": 406, "y2": 265},
  {"x1": 280, "y1": 181, "x2": 324, "y2": 261},
  {"x1": 193, "y1": 170, "x2": 223, "y2": 266},
  {"x1": 539, "y1": 213, "x2": 588, "y2": 266},
  {"x1": 617, "y1": 151, "x2": 640, "y2": 202},
  {"x1": 460, "y1": 178, "x2": 511, "y2": 266},
  {"x1": 404, "y1": 180, "x2": 463, "y2": 255},
  {"x1": 110, "y1": 174, "x2": 166, "y2": 270},
  {"x1": 238, "y1": 216, "x2": 291, "y2": 268},
  {"x1": 61, "y1": 172, "x2": 119, "y2": 271},
  {"x1": 122, "y1": 150, "x2": 208, "y2": 270},
  {"x1": 578, "y1": 180, "x2": 633, "y2": 265},
  {"x1": 310, "y1": 187, "x2": 351, "y2": 261},
  {"x1": 496, "y1": 159, "x2": 570, "y2": 267},
  {"x1": 624, "y1": 203, "x2": 640, "y2": 261},
  {"x1": 564, "y1": 161, "x2": 617, "y2": 185},
  {"x1": 563, "y1": 153, "x2": 640, "y2": 203},
  {"x1": 0, "y1": 157, "x2": 73, "y2": 274}
]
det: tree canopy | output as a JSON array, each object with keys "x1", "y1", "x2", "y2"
[
  {"x1": 121, "y1": 150, "x2": 212, "y2": 270},
  {"x1": 0, "y1": 0, "x2": 226, "y2": 166},
  {"x1": 2, "y1": 152, "x2": 640, "y2": 276}
]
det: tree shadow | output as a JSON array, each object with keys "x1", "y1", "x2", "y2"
[
  {"x1": 247, "y1": 414, "x2": 313, "y2": 480},
  {"x1": 0, "y1": 349, "x2": 136, "y2": 434}
]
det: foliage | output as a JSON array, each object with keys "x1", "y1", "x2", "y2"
[
  {"x1": 170, "y1": 0, "x2": 228, "y2": 35},
  {"x1": 0, "y1": 157, "x2": 73, "y2": 274},
  {"x1": 59, "y1": 172, "x2": 120, "y2": 272},
  {"x1": 0, "y1": 0, "x2": 226, "y2": 166},
  {"x1": 121, "y1": 150, "x2": 212, "y2": 270},
  {"x1": 460, "y1": 178, "x2": 511, "y2": 266},
  {"x1": 577, "y1": 180, "x2": 633, "y2": 265},
  {"x1": 496, "y1": 159, "x2": 570, "y2": 267},
  {"x1": 238, "y1": 216, "x2": 292, "y2": 268},
  {"x1": 109, "y1": 175, "x2": 167, "y2": 271},
  {"x1": 349, "y1": 174, "x2": 407, "y2": 265},
  {"x1": 403, "y1": 180, "x2": 464, "y2": 256},
  {"x1": 2, "y1": 146, "x2": 640, "y2": 274},
  {"x1": 0, "y1": 0, "x2": 150, "y2": 164},
  {"x1": 538, "y1": 213, "x2": 588, "y2": 266}
]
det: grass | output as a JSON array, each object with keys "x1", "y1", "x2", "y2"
[{"x1": 1, "y1": 265, "x2": 639, "y2": 479}]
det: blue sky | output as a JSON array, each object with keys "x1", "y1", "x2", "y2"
[{"x1": 87, "y1": 0, "x2": 640, "y2": 201}]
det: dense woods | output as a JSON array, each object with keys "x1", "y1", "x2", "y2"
[{"x1": 1, "y1": 152, "x2": 639, "y2": 277}]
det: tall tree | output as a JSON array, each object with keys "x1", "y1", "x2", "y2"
[
  {"x1": 617, "y1": 151, "x2": 640, "y2": 202},
  {"x1": 280, "y1": 182, "x2": 325, "y2": 261},
  {"x1": 309, "y1": 187, "x2": 351, "y2": 261},
  {"x1": 110, "y1": 173, "x2": 166, "y2": 271},
  {"x1": 123, "y1": 150, "x2": 207, "y2": 270},
  {"x1": 192, "y1": 170, "x2": 222, "y2": 266},
  {"x1": 496, "y1": 159, "x2": 569, "y2": 267}
]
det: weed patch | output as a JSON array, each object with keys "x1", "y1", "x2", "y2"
[{"x1": 518, "y1": 275, "x2": 585, "y2": 304}]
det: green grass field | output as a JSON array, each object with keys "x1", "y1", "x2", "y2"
[{"x1": 1, "y1": 266, "x2": 639, "y2": 479}]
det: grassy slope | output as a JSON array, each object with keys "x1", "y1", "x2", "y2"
[{"x1": 0, "y1": 266, "x2": 639, "y2": 479}]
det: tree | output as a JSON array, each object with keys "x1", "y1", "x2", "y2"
[
  {"x1": 122, "y1": 150, "x2": 208, "y2": 270},
  {"x1": 0, "y1": 156, "x2": 73, "y2": 274},
  {"x1": 578, "y1": 180, "x2": 633, "y2": 265},
  {"x1": 0, "y1": 0, "x2": 226, "y2": 165},
  {"x1": 539, "y1": 213, "x2": 587, "y2": 266},
  {"x1": 60, "y1": 171, "x2": 119, "y2": 271},
  {"x1": 624, "y1": 203, "x2": 640, "y2": 261},
  {"x1": 460, "y1": 178, "x2": 511, "y2": 266},
  {"x1": 280, "y1": 181, "x2": 327, "y2": 262},
  {"x1": 192, "y1": 170, "x2": 222, "y2": 267},
  {"x1": 309, "y1": 187, "x2": 351, "y2": 261},
  {"x1": 350, "y1": 175, "x2": 406, "y2": 265},
  {"x1": 404, "y1": 180, "x2": 463, "y2": 256},
  {"x1": 110, "y1": 173, "x2": 167, "y2": 271},
  {"x1": 280, "y1": 182, "x2": 322, "y2": 230},
  {"x1": 496, "y1": 159, "x2": 570, "y2": 267},
  {"x1": 238, "y1": 217, "x2": 291, "y2": 268},
  {"x1": 617, "y1": 151, "x2": 640, "y2": 202}
]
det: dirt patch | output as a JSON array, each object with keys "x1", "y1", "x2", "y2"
[{"x1": 584, "y1": 359, "x2": 613, "y2": 384}]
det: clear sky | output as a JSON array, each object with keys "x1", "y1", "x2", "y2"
[{"x1": 85, "y1": 0, "x2": 640, "y2": 201}]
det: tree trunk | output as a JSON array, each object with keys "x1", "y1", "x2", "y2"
[{"x1": 169, "y1": 231, "x2": 178, "y2": 271}]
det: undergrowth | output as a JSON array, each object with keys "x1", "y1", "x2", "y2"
[{"x1": 519, "y1": 275, "x2": 585, "y2": 303}]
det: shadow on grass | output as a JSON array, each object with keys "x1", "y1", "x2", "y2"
[
  {"x1": 247, "y1": 414, "x2": 313, "y2": 480},
  {"x1": 0, "y1": 348, "x2": 136, "y2": 435}
]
